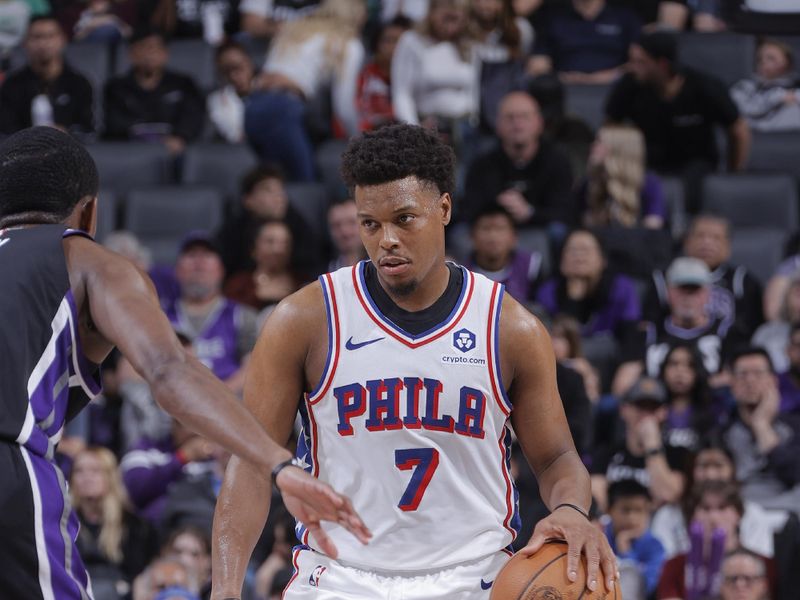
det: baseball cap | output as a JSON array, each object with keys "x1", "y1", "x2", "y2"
[
  {"x1": 178, "y1": 230, "x2": 220, "y2": 256},
  {"x1": 624, "y1": 376, "x2": 667, "y2": 407},
  {"x1": 666, "y1": 257, "x2": 711, "y2": 287}
]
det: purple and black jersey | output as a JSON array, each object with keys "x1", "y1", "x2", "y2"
[{"x1": 0, "y1": 224, "x2": 101, "y2": 599}]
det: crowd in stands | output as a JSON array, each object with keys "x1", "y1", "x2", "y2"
[{"x1": 2, "y1": 0, "x2": 800, "y2": 599}]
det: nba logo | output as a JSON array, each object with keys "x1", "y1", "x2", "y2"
[
  {"x1": 309, "y1": 565, "x2": 327, "y2": 587},
  {"x1": 453, "y1": 328, "x2": 476, "y2": 353}
]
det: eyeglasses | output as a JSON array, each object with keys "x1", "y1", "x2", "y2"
[{"x1": 722, "y1": 574, "x2": 764, "y2": 586}]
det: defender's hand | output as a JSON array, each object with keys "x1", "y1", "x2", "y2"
[
  {"x1": 275, "y1": 467, "x2": 372, "y2": 558},
  {"x1": 520, "y1": 506, "x2": 616, "y2": 593}
]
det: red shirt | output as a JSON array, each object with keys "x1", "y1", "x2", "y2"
[{"x1": 356, "y1": 62, "x2": 394, "y2": 131}]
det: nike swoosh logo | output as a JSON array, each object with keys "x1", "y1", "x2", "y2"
[
  {"x1": 480, "y1": 579, "x2": 493, "y2": 590},
  {"x1": 345, "y1": 336, "x2": 384, "y2": 350}
]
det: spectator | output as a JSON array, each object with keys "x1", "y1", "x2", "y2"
[
  {"x1": 550, "y1": 313, "x2": 601, "y2": 404},
  {"x1": 161, "y1": 526, "x2": 211, "y2": 599},
  {"x1": 656, "y1": 481, "x2": 776, "y2": 600},
  {"x1": 132, "y1": 556, "x2": 199, "y2": 600},
  {"x1": 646, "y1": 215, "x2": 763, "y2": 341},
  {"x1": 253, "y1": 508, "x2": 296, "y2": 600},
  {"x1": 71, "y1": 447, "x2": 159, "y2": 596},
  {"x1": 723, "y1": 346, "x2": 800, "y2": 512},
  {"x1": 536, "y1": 229, "x2": 641, "y2": 344},
  {"x1": 776, "y1": 323, "x2": 800, "y2": 415},
  {"x1": 166, "y1": 232, "x2": 259, "y2": 391},
  {"x1": 245, "y1": 0, "x2": 365, "y2": 181},
  {"x1": 658, "y1": 343, "x2": 723, "y2": 452},
  {"x1": 614, "y1": 257, "x2": 741, "y2": 395},
  {"x1": 145, "y1": 0, "x2": 238, "y2": 45},
  {"x1": 72, "y1": 0, "x2": 133, "y2": 43},
  {"x1": 0, "y1": 15, "x2": 94, "y2": 135},
  {"x1": 718, "y1": 549, "x2": 771, "y2": 600},
  {"x1": 461, "y1": 91, "x2": 575, "y2": 229},
  {"x1": 764, "y1": 232, "x2": 800, "y2": 322},
  {"x1": 731, "y1": 38, "x2": 800, "y2": 133},
  {"x1": 472, "y1": 0, "x2": 534, "y2": 63},
  {"x1": 652, "y1": 438, "x2": 790, "y2": 560},
  {"x1": 391, "y1": 0, "x2": 477, "y2": 141},
  {"x1": 215, "y1": 164, "x2": 322, "y2": 277},
  {"x1": 238, "y1": 0, "x2": 320, "y2": 40},
  {"x1": 591, "y1": 376, "x2": 690, "y2": 510},
  {"x1": 103, "y1": 26, "x2": 205, "y2": 154},
  {"x1": 121, "y1": 418, "x2": 217, "y2": 525},
  {"x1": 115, "y1": 351, "x2": 173, "y2": 452},
  {"x1": 528, "y1": 0, "x2": 640, "y2": 84},
  {"x1": 579, "y1": 124, "x2": 666, "y2": 230},
  {"x1": 327, "y1": 198, "x2": 364, "y2": 271},
  {"x1": 606, "y1": 30, "x2": 750, "y2": 213},
  {"x1": 463, "y1": 205, "x2": 544, "y2": 304},
  {"x1": 355, "y1": 16, "x2": 411, "y2": 131},
  {"x1": 224, "y1": 219, "x2": 305, "y2": 316},
  {"x1": 603, "y1": 479, "x2": 666, "y2": 597},
  {"x1": 753, "y1": 277, "x2": 800, "y2": 374},
  {"x1": 207, "y1": 40, "x2": 256, "y2": 143},
  {"x1": 0, "y1": 0, "x2": 30, "y2": 74}
]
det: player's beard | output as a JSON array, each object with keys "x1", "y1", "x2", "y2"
[{"x1": 386, "y1": 279, "x2": 418, "y2": 298}]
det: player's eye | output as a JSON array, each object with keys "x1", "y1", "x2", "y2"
[
  {"x1": 361, "y1": 219, "x2": 378, "y2": 230},
  {"x1": 398, "y1": 214, "x2": 415, "y2": 224}
]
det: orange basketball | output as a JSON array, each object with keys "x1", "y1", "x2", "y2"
[{"x1": 490, "y1": 540, "x2": 621, "y2": 600}]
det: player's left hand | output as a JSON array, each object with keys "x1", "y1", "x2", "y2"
[{"x1": 520, "y1": 505, "x2": 617, "y2": 593}]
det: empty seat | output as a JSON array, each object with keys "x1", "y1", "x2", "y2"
[
  {"x1": 701, "y1": 173, "x2": 799, "y2": 231},
  {"x1": 315, "y1": 139, "x2": 349, "y2": 202},
  {"x1": 115, "y1": 39, "x2": 216, "y2": 90},
  {"x1": 285, "y1": 182, "x2": 330, "y2": 241},
  {"x1": 517, "y1": 228, "x2": 551, "y2": 278},
  {"x1": 87, "y1": 142, "x2": 172, "y2": 193},
  {"x1": 677, "y1": 33, "x2": 755, "y2": 87},
  {"x1": 65, "y1": 42, "x2": 112, "y2": 132},
  {"x1": 124, "y1": 186, "x2": 224, "y2": 265},
  {"x1": 660, "y1": 176, "x2": 688, "y2": 240},
  {"x1": 182, "y1": 143, "x2": 258, "y2": 200},
  {"x1": 747, "y1": 131, "x2": 800, "y2": 180},
  {"x1": 729, "y1": 228, "x2": 786, "y2": 285},
  {"x1": 564, "y1": 83, "x2": 611, "y2": 132},
  {"x1": 94, "y1": 189, "x2": 119, "y2": 242}
]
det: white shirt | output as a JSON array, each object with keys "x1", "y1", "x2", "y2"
[
  {"x1": 391, "y1": 30, "x2": 478, "y2": 125},
  {"x1": 207, "y1": 85, "x2": 245, "y2": 143},
  {"x1": 264, "y1": 34, "x2": 364, "y2": 135}
]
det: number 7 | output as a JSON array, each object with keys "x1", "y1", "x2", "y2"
[{"x1": 394, "y1": 448, "x2": 439, "y2": 511}]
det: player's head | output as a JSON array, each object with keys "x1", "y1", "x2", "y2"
[
  {"x1": 341, "y1": 124, "x2": 455, "y2": 298},
  {"x1": 606, "y1": 479, "x2": 652, "y2": 534},
  {"x1": 0, "y1": 126, "x2": 99, "y2": 233}
]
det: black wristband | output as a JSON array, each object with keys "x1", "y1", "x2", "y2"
[
  {"x1": 271, "y1": 457, "x2": 304, "y2": 487},
  {"x1": 553, "y1": 502, "x2": 590, "y2": 520},
  {"x1": 644, "y1": 447, "x2": 664, "y2": 458}
]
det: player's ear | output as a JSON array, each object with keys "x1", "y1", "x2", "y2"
[
  {"x1": 440, "y1": 192, "x2": 452, "y2": 226},
  {"x1": 79, "y1": 195, "x2": 98, "y2": 239}
]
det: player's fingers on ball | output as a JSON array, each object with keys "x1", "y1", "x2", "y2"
[
  {"x1": 520, "y1": 530, "x2": 546, "y2": 556},
  {"x1": 564, "y1": 535, "x2": 584, "y2": 583},
  {"x1": 601, "y1": 554, "x2": 617, "y2": 591},
  {"x1": 584, "y1": 542, "x2": 601, "y2": 592}
]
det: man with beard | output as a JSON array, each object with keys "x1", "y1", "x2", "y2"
[{"x1": 166, "y1": 232, "x2": 259, "y2": 394}]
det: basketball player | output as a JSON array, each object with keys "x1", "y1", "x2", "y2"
[
  {"x1": 211, "y1": 124, "x2": 616, "y2": 599},
  {"x1": 0, "y1": 127, "x2": 369, "y2": 600}
]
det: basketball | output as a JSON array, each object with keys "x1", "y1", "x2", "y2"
[{"x1": 491, "y1": 540, "x2": 621, "y2": 600}]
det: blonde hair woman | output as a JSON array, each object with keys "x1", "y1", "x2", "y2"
[
  {"x1": 245, "y1": 0, "x2": 366, "y2": 180},
  {"x1": 582, "y1": 125, "x2": 666, "y2": 230},
  {"x1": 70, "y1": 447, "x2": 158, "y2": 590}
]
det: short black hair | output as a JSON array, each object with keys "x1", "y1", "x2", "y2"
[
  {"x1": 607, "y1": 479, "x2": 651, "y2": 508},
  {"x1": 470, "y1": 203, "x2": 515, "y2": 231},
  {"x1": 240, "y1": 164, "x2": 285, "y2": 196},
  {"x1": 340, "y1": 124, "x2": 456, "y2": 195},
  {"x1": 729, "y1": 345, "x2": 774, "y2": 374},
  {"x1": 368, "y1": 15, "x2": 413, "y2": 53},
  {"x1": 27, "y1": 14, "x2": 62, "y2": 31},
  {"x1": 129, "y1": 25, "x2": 166, "y2": 46},
  {"x1": 215, "y1": 39, "x2": 250, "y2": 62},
  {"x1": 0, "y1": 127, "x2": 98, "y2": 227}
]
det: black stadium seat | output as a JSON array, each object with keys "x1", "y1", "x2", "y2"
[
  {"x1": 86, "y1": 142, "x2": 172, "y2": 193},
  {"x1": 181, "y1": 143, "x2": 259, "y2": 200},
  {"x1": 677, "y1": 32, "x2": 755, "y2": 87},
  {"x1": 701, "y1": 173, "x2": 799, "y2": 231}
]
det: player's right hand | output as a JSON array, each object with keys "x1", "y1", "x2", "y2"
[{"x1": 275, "y1": 466, "x2": 372, "y2": 558}]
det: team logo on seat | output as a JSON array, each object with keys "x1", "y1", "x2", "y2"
[
  {"x1": 309, "y1": 565, "x2": 327, "y2": 587},
  {"x1": 453, "y1": 328, "x2": 476, "y2": 353}
]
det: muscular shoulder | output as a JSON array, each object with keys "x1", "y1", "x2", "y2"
[
  {"x1": 259, "y1": 280, "x2": 328, "y2": 348},
  {"x1": 498, "y1": 292, "x2": 554, "y2": 383}
]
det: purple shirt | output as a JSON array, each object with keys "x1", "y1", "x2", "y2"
[
  {"x1": 465, "y1": 251, "x2": 542, "y2": 303},
  {"x1": 778, "y1": 371, "x2": 800, "y2": 414},
  {"x1": 536, "y1": 272, "x2": 641, "y2": 336}
]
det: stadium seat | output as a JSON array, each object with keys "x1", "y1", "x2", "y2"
[
  {"x1": 701, "y1": 173, "x2": 799, "y2": 231},
  {"x1": 86, "y1": 142, "x2": 172, "y2": 193},
  {"x1": 517, "y1": 228, "x2": 551, "y2": 278},
  {"x1": 564, "y1": 83, "x2": 611, "y2": 132},
  {"x1": 115, "y1": 39, "x2": 217, "y2": 90},
  {"x1": 747, "y1": 131, "x2": 800, "y2": 180},
  {"x1": 181, "y1": 143, "x2": 258, "y2": 200},
  {"x1": 659, "y1": 176, "x2": 688, "y2": 240},
  {"x1": 315, "y1": 139, "x2": 349, "y2": 201},
  {"x1": 94, "y1": 189, "x2": 119, "y2": 243},
  {"x1": 677, "y1": 32, "x2": 755, "y2": 87},
  {"x1": 285, "y1": 182, "x2": 330, "y2": 241},
  {"x1": 124, "y1": 186, "x2": 224, "y2": 265},
  {"x1": 729, "y1": 228, "x2": 786, "y2": 285},
  {"x1": 65, "y1": 42, "x2": 112, "y2": 132}
]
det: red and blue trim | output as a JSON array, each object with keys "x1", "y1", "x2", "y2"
[
  {"x1": 498, "y1": 425, "x2": 521, "y2": 543},
  {"x1": 281, "y1": 547, "x2": 303, "y2": 599},
  {"x1": 486, "y1": 283, "x2": 512, "y2": 416},
  {"x1": 352, "y1": 261, "x2": 474, "y2": 348},
  {"x1": 307, "y1": 273, "x2": 340, "y2": 405}
]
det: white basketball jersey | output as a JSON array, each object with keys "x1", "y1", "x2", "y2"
[{"x1": 294, "y1": 261, "x2": 520, "y2": 571}]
